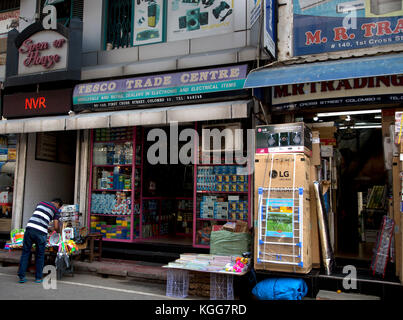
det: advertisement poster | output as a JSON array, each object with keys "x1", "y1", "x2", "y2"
[
  {"x1": 293, "y1": 0, "x2": 403, "y2": 55},
  {"x1": 133, "y1": 0, "x2": 166, "y2": 46},
  {"x1": 167, "y1": 0, "x2": 234, "y2": 41},
  {"x1": 265, "y1": 198, "x2": 294, "y2": 238}
]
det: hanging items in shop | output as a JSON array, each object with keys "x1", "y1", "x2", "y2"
[
  {"x1": 313, "y1": 181, "x2": 335, "y2": 275},
  {"x1": 370, "y1": 215, "x2": 395, "y2": 278}
]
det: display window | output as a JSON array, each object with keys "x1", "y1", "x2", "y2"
[{"x1": 88, "y1": 120, "x2": 252, "y2": 248}]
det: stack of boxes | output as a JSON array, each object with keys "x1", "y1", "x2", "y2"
[
  {"x1": 228, "y1": 197, "x2": 248, "y2": 221},
  {"x1": 95, "y1": 169, "x2": 132, "y2": 191},
  {"x1": 91, "y1": 193, "x2": 131, "y2": 215},
  {"x1": 90, "y1": 215, "x2": 131, "y2": 240},
  {"x1": 197, "y1": 166, "x2": 248, "y2": 192},
  {"x1": 254, "y1": 122, "x2": 313, "y2": 274},
  {"x1": 199, "y1": 195, "x2": 248, "y2": 221}
]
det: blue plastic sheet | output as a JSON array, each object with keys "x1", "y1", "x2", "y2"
[{"x1": 252, "y1": 278, "x2": 308, "y2": 300}]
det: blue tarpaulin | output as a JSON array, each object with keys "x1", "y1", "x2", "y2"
[
  {"x1": 243, "y1": 53, "x2": 403, "y2": 88},
  {"x1": 252, "y1": 278, "x2": 308, "y2": 300}
]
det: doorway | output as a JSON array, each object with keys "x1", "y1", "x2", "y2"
[{"x1": 22, "y1": 131, "x2": 77, "y2": 227}]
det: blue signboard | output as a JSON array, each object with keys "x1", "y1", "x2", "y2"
[
  {"x1": 293, "y1": 0, "x2": 403, "y2": 56},
  {"x1": 264, "y1": 0, "x2": 276, "y2": 58}
]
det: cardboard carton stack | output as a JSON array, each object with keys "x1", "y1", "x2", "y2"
[{"x1": 254, "y1": 123, "x2": 313, "y2": 274}]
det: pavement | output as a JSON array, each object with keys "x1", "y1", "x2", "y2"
[{"x1": 0, "y1": 249, "x2": 168, "y2": 283}]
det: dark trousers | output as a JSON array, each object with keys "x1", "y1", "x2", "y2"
[{"x1": 18, "y1": 228, "x2": 47, "y2": 280}]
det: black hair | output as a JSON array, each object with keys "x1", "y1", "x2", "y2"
[{"x1": 51, "y1": 198, "x2": 63, "y2": 207}]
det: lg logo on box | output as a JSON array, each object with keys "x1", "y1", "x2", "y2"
[{"x1": 270, "y1": 170, "x2": 290, "y2": 179}]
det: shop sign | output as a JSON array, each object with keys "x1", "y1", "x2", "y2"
[
  {"x1": 2, "y1": 89, "x2": 72, "y2": 118},
  {"x1": 293, "y1": 0, "x2": 403, "y2": 56},
  {"x1": 271, "y1": 74, "x2": 403, "y2": 111},
  {"x1": 18, "y1": 30, "x2": 68, "y2": 75},
  {"x1": 250, "y1": 0, "x2": 262, "y2": 27},
  {"x1": 73, "y1": 64, "x2": 249, "y2": 111},
  {"x1": 264, "y1": 0, "x2": 276, "y2": 58},
  {"x1": 166, "y1": 0, "x2": 234, "y2": 42},
  {"x1": 4, "y1": 19, "x2": 82, "y2": 87},
  {"x1": 0, "y1": 10, "x2": 19, "y2": 37}
]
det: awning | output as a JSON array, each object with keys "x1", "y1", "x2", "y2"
[
  {"x1": 0, "y1": 100, "x2": 251, "y2": 134},
  {"x1": 243, "y1": 53, "x2": 403, "y2": 88}
]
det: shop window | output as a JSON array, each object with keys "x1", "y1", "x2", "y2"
[{"x1": 105, "y1": 0, "x2": 133, "y2": 50}]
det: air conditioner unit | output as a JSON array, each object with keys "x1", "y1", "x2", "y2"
[
  {"x1": 370, "y1": 0, "x2": 402, "y2": 15},
  {"x1": 298, "y1": 0, "x2": 331, "y2": 10},
  {"x1": 201, "y1": 123, "x2": 242, "y2": 153}
]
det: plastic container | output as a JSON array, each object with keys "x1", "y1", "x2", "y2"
[
  {"x1": 166, "y1": 269, "x2": 189, "y2": 298},
  {"x1": 210, "y1": 273, "x2": 234, "y2": 300}
]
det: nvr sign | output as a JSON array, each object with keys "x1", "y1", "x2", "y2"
[
  {"x1": 3, "y1": 89, "x2": 72, "y2": 118},
  {"x1": 25, "y1": 97, "x2": 47, "y2": 109}
]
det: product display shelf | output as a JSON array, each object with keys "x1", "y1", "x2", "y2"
[
  {"x1": 175, "y1": 197, "x2": 193, "y2": 236},
  {"x1": 193, "y1": 154, "x2": 252, "y2": 248},
  {"x1": 88, "y1": 127, "x2": 140, "y2": 243}
]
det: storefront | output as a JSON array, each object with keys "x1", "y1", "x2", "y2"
[
  {"x1": 244, "y1": 55, "x2": 403, "y2": 281},
  {"x1": 70, "y1": 63, "x2": 255, "y2": 249},
  {"x1": 0, "y1": 17, "x2": 83, "y2": 234},
  {"x1": 1, "y1": 56, "x2": 255, "y2": 251}
]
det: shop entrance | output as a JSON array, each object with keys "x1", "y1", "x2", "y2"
[
  {"x1": 21, "y1": 131, "x2": 77, "y2": 227},
  {"x1": 141, "y1": 125, "x2": 194, "y2": 246},
  {"x1": 306, "y1": 109, "x2": 389, "y2": 264}
]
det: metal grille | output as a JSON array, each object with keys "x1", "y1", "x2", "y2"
[
  {"x1": 0, "y1": 0, "x2": 20, "y2": 12},
  {"x1": 106, "y1": 0, "x2": 132, "y2": 50}
]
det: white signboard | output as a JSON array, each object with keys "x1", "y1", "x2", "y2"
[
  {"x1": 18, "y1": 30, "x2": 68, "y2": 76},
  {"x1": 0, "y1": 10, "x2": 19, "y2": 37},
  {"x1": 167, "y1": 0, "x2": 234, "y2": 42}
]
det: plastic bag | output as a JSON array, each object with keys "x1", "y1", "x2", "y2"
[
  {"x1": 210, "y1": 230, "x2": 251, "y2": 256},
  {"x1": 252, "y1": 278, "x2": 308, "y2": 300}
]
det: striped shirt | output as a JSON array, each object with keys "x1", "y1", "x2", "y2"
[{"x1": 26, "y1": 201, "x2": 60, "y2": 235}]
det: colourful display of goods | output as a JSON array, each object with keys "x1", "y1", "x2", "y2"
[
  {"x1": 199, "y1": 195, "x2": 248, "y2": 221},
  {"x1": 93, "y1": 142, "x2": 133, "y2": 166},
  {"x1": 91, "y1": 192, "x2": 131, "y2": 215},
  {"x1": 197, "y1": 166, "x2": 248, "y2": 192},
  {"x1": 90, "y1": 215, "x2": 132, "y2": 240}
]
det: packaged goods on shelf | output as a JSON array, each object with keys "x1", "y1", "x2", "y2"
[
  {"x1": 90, "y1": 216, "x2": 131, "y2": 240},
  {"x1": 197, "y1": 165, "x2": 248, "y2": 192}
]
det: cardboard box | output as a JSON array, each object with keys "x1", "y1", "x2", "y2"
[
  {"x1": 254, "y1": 153, "x2": 311, "y2": 189},
  {"x1": 311, "y1": 131, "x2": 321, "y2": 166},
  {"x1": 254, "y1": 154, "x2": 312, "y2": 274},
  {"x1": 256, "y1": 122, "x2": 312, "y2": 156},
  {"x1": 311, "y1": 122, "x2": 336, "y2": 146}
]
